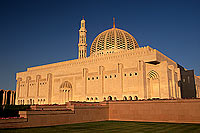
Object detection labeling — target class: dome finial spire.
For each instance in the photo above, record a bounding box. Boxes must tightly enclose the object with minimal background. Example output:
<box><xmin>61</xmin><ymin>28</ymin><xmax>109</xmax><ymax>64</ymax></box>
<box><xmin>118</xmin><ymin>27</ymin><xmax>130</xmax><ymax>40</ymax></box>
<box><xmin>113</xmin><ymin>17</ymin><xmax>115</xmax><ymax>28</ymax></box>
<box><xmin>82</xmin><ymin>16</ymin><xmax>84</xmax><ymax>20</ymax></box>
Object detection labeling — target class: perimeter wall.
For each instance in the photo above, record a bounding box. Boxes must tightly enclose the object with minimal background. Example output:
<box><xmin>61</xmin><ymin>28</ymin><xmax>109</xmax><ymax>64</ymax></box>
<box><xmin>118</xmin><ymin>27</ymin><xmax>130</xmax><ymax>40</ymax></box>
<box><xmin>1</xmin><ymin>99</ymin><xmax>200</xmax><ymax>129</ymax></box>
<box><xmin>109</xmin><ymin>99</ymin><xmax>200</xmax><ymax>123</ymax></box>
<box><xmin>0</xmin><ymin>105</ymin><xmax>109</xmax><ymax>129</ymax></box>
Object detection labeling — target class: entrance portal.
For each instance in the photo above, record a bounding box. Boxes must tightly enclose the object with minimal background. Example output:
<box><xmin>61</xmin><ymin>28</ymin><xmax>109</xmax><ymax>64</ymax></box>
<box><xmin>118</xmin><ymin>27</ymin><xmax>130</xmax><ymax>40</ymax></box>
<box><xmin>60</xmin><ymin>81</ymin><xmax>72</xmax><ymax>104</ymax></box>
<box><xmin>147</xmin><ymin>70</ymin><xmax>160</xmax><ymax>99</ymax></box>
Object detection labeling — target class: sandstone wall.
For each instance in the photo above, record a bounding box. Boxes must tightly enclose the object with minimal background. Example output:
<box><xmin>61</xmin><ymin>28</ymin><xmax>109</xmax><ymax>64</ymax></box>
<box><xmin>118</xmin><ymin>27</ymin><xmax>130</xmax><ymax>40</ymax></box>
<box><xmin>1</xmin><ymin>99</ymin><xmax>200</xmax><ymax>129</ymax></box>
<box><xmin>109</xmin><ymin>99</ymin><xmax>200</xmax><ymax>123</ymax></box>
<box><xmin>0</xmin><ymin>105</ymin><xmax>109</xmax><ymax>129</ymax></box>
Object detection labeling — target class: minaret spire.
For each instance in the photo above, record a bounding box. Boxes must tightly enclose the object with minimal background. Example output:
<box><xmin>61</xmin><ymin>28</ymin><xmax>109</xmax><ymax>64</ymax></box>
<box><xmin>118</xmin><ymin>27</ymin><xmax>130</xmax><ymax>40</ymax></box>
<box><xmin>78</xmin><ymin>17</ymin><xmax>87</xmax><ymax>59</ymax></box>
<box><xmin>113</xmin><ymin>17</ymin><xmax>115</xmax><ymax>28</ymax></box>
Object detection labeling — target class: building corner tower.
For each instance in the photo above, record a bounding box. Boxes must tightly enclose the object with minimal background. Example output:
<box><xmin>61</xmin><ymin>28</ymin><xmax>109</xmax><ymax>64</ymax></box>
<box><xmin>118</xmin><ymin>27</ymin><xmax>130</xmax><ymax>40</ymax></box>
<box><xmin>78</xmin><ymin>17</ymin><xmax>87</xmax><ymax>59</ymax></box>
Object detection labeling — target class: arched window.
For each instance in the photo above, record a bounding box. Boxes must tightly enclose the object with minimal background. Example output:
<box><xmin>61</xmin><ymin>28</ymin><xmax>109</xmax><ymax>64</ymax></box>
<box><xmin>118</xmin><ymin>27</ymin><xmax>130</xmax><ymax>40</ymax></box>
<box><xmin>30</xmin><ymin>99</ymin><xmax>32</xmax><ymax>105</ymax></box>
<box><xmin>123</xmin><ymin>96</ymin><xmax>127</xmax><ymax>101</ymax></box>
<box><xmin>134</xmin><ymin>96</ymin><xmax>138</xmax><ymax>101</ymax></box>
<box><xmin>129</xmin><ymin>96</ymin><xmax>132</xmax><ymax>101</ymax></box>
<box><xmin>114</xmin><ymin>97</ymin><xmax>117</xmax><ymax>101</ymax></box>
<box><xmin>104</xmin><ymin>97</ymin><xmax>106</xmax><ymax>101</ymax></box>
<box><xmin>108</xmin><ymin>96</ymin><xmax>112</xmax><ymax>101</ymax></box>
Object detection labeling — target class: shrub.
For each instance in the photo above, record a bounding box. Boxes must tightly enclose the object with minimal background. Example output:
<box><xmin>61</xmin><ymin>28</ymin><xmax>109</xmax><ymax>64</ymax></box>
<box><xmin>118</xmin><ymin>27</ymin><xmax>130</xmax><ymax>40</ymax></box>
<box><xmin>0</xmin><ymin>105</ymin><xmax>30</xmax><ymax>118</ymax></box>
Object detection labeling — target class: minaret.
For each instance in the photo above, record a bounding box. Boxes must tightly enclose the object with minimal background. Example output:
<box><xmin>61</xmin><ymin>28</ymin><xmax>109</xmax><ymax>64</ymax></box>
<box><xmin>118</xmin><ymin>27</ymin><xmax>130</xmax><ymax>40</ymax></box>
<box><xmin>78</xmin><ymin>17</ymin><xmax>87</xmax><ymax>59</ymax></box>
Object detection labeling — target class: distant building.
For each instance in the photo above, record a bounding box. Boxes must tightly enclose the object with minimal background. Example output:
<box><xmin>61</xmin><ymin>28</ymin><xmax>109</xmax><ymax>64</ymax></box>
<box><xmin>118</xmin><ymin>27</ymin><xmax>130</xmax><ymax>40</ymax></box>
<box><xmin>178</xmin><ymin>64</ymin><xmax>195</xmax><ymax>98</ymax></box>
<box><xmin>195</xmin><ymin>76</ymin><xmax>200</xmax><ymax>98</ymax></box>
<box><xmin>0</xmin><ymin>89</ymin><xmax>16</xmax><ymax>105</ymax></box>
<box><xmin>15</xmin><ymin>18</ymin><xmax>200</xmax><ymax>105</ymax></box>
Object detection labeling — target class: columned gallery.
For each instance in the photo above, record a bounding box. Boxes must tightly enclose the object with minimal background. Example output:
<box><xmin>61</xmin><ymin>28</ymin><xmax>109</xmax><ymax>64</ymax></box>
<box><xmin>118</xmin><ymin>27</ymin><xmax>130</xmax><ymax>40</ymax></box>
<box><xmin>0</xmin><ymin>89</ymin><xmax>16</xmax><ymax>105</ymax></box>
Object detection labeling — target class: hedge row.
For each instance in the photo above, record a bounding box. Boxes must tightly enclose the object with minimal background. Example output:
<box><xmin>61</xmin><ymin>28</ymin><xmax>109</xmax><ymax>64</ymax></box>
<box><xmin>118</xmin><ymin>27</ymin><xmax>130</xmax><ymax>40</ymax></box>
<box><xmin>0</xmin><ymin>105</ymin><xmax>30</xmax><ymax>118</ymax></box>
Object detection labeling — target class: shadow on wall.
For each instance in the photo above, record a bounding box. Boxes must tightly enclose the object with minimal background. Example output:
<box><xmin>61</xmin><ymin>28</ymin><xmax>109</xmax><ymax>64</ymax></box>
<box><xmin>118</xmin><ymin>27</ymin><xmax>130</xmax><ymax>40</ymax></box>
<box><xmin>0</xmin><ymin>105</ymin><xmax>30</xmax><ymax>118</ymax></box>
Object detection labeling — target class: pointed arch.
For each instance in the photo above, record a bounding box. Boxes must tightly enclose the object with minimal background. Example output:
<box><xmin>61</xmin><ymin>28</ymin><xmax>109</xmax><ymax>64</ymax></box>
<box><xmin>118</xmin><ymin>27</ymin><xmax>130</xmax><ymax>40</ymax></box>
<box><xmin>147</xmin><ymin>70</ymin><xmax>159</xmax><ymax>80</ymax></box>
<box><xmin>60</xmin><ymin>81</ymin><xmax>72</xmax><ymax>89</ymax></box>
<box><xmin>134</xmin><ymin>96</ymin><xmax>138</xmax><ymax>100</ymax></box>
<box><xmin>108</xmin><ymin>96</ymin><xmax>112</xmax><ymax>101</ymax></box>
<box><xmin>60</xmin><ymin>81</ymin><xmax>72</xmax><ymax>104</ymax></box>
<box><xmin>104</xmin><ymin>97</ymin><xmax>106</xmax><ymax>101</ymax></box>
<box><xmin>123</xmin><ymin>96</ymin><xmax>127</xmax><ymax>101</ymax></box>
<box><xmin>147</xmin><ymin>70</ymin><xmax>160</xmax><ymax>99</ymax></box>
<box><xmin>114</xmin><ymin>97</ymin><xmax>117</xmax><ymax>101</ymax></box>
<box><xmin>129</xmin><ymin>96</ymin><xmax>132</xmax><ymax>101</ymax></box>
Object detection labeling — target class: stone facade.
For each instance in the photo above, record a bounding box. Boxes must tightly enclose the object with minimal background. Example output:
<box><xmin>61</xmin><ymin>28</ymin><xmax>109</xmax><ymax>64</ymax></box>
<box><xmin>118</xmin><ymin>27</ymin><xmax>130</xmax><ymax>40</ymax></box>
<box><xmin>15</xmin><ymin>18</ymin><xmax>199</xmax><ymax>105</ymax></box>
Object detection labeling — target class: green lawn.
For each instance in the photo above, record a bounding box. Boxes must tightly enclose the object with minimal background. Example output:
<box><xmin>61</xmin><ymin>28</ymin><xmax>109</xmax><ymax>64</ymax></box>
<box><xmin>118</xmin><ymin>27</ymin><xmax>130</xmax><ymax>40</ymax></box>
<box><xmin>1</xmin><ymin>121</ymin><xmax>200</xmax><ymax>133</ymax></box>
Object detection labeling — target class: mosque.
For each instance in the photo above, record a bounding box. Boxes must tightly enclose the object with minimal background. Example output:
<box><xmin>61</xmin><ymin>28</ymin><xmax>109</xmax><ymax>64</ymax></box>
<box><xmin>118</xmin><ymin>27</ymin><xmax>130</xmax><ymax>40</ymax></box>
<box><xmin>15</xmin><ymin>18</ymin><xmax>200</xmax><ymax>105</ymax></box>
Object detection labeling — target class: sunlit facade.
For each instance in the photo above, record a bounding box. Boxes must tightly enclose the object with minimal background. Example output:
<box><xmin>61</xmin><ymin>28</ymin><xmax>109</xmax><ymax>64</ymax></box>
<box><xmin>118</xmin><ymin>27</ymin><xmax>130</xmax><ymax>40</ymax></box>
<box><xmin>15</xmin><ymin>18</ymin><xmax>200</xmax><ymax>105</ymax></box>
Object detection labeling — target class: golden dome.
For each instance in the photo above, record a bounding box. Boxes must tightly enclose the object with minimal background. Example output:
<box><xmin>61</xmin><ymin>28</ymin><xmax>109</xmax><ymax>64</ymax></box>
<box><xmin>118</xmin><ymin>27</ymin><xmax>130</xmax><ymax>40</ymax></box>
<box><xmin>90</xmin><ymin>27</ymin><xmax>139</xmax><ymax>55</ymax></box>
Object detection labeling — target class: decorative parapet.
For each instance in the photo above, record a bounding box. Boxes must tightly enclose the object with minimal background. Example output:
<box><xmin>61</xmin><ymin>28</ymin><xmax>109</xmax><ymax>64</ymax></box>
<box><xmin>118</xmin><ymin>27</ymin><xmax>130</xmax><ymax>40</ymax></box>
<box><xmin>26</xmin><ymin>46</ymin><xmax>156</xmax><ymax>72</ymax></box>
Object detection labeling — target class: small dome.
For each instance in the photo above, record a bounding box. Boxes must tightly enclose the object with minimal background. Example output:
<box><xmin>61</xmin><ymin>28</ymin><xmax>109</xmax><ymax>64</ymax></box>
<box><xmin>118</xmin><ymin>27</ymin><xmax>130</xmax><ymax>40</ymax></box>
<box><xmin>90</xmin><ymin>27</ymin><xmax>139</xmax><ymax>55</ymax></box>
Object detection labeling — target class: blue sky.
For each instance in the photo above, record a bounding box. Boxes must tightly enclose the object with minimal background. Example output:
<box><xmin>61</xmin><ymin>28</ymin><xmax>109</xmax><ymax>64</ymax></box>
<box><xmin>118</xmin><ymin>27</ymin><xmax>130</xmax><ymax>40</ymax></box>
<box><xmin>0</xmin><ymin>0</ymin><xmax>200</xmax><ymax>90</ymax></box>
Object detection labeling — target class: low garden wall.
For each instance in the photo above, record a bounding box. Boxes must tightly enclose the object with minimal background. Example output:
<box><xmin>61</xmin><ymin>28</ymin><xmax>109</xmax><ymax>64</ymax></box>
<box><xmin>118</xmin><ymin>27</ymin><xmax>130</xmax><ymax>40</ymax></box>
<box><xmin>109</xmin><ymin>99</ymin><xmax>200</xmax><ymax>123</ymax></box>
<box><xmin>1</xmin><ymin>99</ymin><xmax>200</xmax><ymax>129</ymax></box>
<box><xmin>0</xmin><ymin>104</ymin><xmax>109</xmax><ymax>129</ymax></box>
<box><xmin>0</xmin><ymin>118</ymin><xmax>27</xmax><ymax>124</ymax></box>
